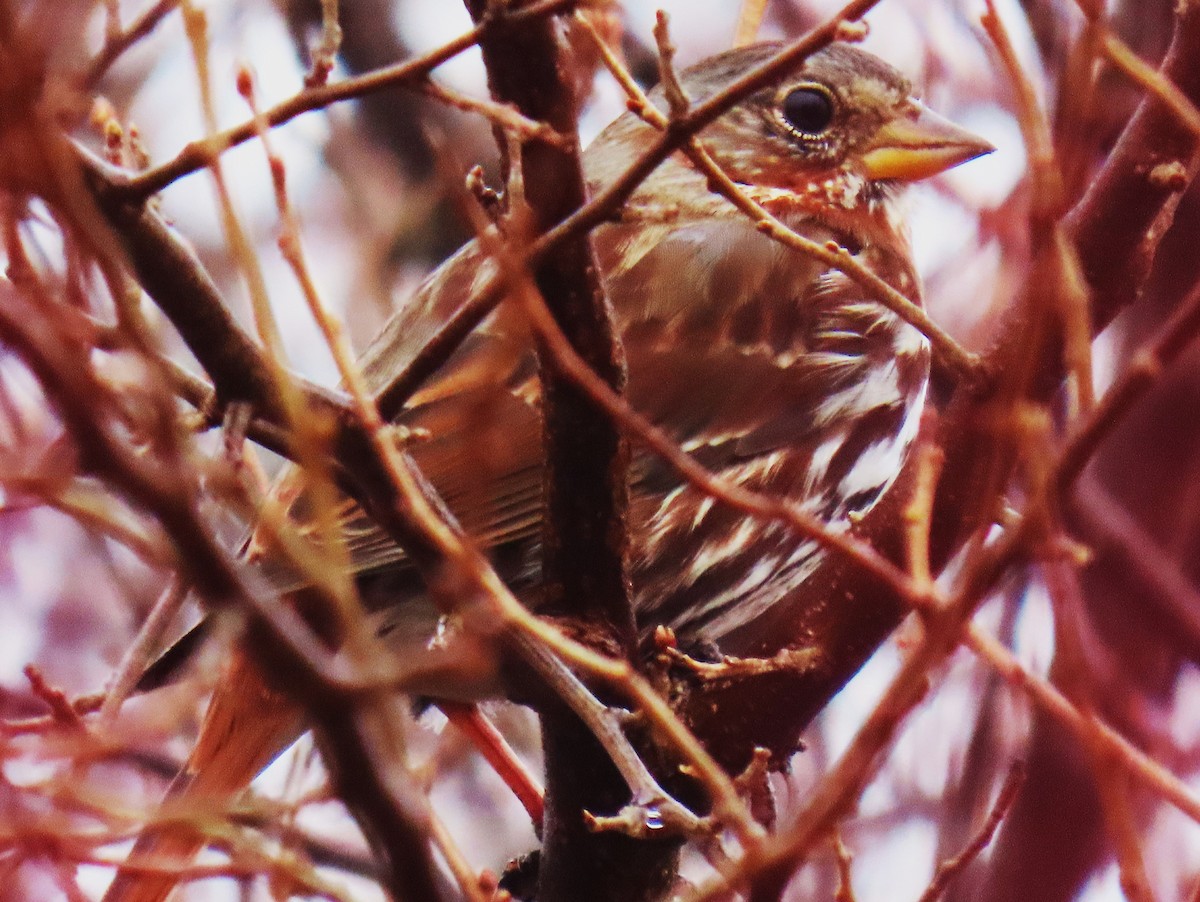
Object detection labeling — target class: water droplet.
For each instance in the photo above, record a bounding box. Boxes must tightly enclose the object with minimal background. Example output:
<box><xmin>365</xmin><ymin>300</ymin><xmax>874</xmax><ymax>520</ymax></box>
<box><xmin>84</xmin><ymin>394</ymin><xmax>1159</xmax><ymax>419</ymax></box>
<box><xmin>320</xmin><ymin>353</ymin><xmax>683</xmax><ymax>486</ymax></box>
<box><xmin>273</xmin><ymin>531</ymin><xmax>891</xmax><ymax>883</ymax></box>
<box><xmin>644</xmin><ymin>807</ymin><xmax>664</xmax><ymax>831</ymax></box>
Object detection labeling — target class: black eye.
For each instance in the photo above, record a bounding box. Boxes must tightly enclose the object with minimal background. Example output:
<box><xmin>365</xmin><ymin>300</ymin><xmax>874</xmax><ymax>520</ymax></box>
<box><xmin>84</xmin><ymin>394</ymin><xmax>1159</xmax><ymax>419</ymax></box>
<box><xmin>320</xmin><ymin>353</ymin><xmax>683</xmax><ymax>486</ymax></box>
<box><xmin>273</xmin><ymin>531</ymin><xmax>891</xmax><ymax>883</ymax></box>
<box><xmin>781</xmin><ymin>86</ymin><xmax>835</xmax><ymax>136</ymax></box>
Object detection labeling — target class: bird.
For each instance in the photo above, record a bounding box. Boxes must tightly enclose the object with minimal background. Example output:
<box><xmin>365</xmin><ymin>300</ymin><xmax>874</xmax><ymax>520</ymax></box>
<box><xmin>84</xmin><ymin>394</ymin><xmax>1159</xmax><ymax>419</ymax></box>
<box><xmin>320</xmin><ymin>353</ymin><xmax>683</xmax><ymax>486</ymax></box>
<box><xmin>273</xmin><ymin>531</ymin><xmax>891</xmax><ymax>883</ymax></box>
<box><xmin>343</xmin><ymin>40</ymin><xmax>991</xmax><ymax>650</ymax></box>
<box><xmin>105</xmin><ymin>40</ymin><xmax>992</xmax><ymax>902</ymax></box>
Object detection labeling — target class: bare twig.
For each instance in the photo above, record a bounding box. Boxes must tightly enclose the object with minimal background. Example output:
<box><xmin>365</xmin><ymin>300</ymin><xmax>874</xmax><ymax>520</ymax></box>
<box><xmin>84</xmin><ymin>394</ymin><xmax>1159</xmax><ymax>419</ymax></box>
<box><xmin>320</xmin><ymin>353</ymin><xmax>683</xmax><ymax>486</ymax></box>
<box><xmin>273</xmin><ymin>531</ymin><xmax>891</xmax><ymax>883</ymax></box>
<box><xmin>1066</xmin><ymin>0</ymin><xmax>1200</xmax><ymax>334</ymax></box>
<box><xmin>303</xmin><ymin>0</ymin><xmax>342</xmax><ymax>88</ymax></box>
<box><xmin>23</xmin><ymin>666</ymin><xmax>88</xmax><ymax>733</ymax></box>
<box><xmin>112</xmin><ymin>0</ymin><xmax>585</xmax><ymax>201</ymax></box>
<box><xmin>1098</xmin><ymin>27</ymin><xmax>1200</xmax><ymax>139</ymax></box>
<box><xmin>961</xmin><ymin>622</ymin><xmax>1200</xmax><ymax>827</ymax></box>
<box><xmin>420</xmin><ymin>79</ymin><xmax>569</xmax><ymax>148</ymax></box>
<box><xmin>1042</xmin><ymin>556</ymin><xmax>1155</xmax><ymax>902</ymax></box>
<box><xmin>734</xmin><ymin>0</ymin><xmax>769</xmax><ymax>47</ymax></box>
<box><xmin>1055</xmin><ymin>274</ymin><xmax>1200</xmax><ymax>495</ymax></box>
<box><xmin>1071</xmin><ymin>475</ymin><xmax>1200</xmax><ymax>664</ymax></box>
<box><xmin>832</xmin><ymin>831</ymin><xmax>856</xmax><ymax>902</ymax></box>
<box><xmin>916</xmin><ymin>761</ymin><xmax>1026</xmax><ymax>902</ymax></box>
<box><xmin>440</xmin><ymin>702</ymin><xmax>544</xmax><ymax>826</ymax></box>
<box><xmin>83</xmin><ymin>0</ymin><xmax>182</xmax><ymax>88</ymax></box>
<box><xmin>98</xmin><ymin>580</ymin><xmax>188</xmax><ymax>725</ymax></box>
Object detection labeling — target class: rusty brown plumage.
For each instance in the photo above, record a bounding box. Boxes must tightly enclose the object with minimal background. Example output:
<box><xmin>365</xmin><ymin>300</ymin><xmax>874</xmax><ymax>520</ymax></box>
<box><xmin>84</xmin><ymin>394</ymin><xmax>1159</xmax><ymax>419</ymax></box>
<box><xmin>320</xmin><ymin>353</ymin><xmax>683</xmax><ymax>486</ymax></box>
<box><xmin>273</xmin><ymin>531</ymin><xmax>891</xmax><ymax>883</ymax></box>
<box><xmin>340</xmin><ymin>43</ymin><xmax>987</xmax><ymax>649</ymax></box>
<box><xmin>106</xmin><ymin>42</ymin><xmax>990</xmax><ymax>902</ymax></box>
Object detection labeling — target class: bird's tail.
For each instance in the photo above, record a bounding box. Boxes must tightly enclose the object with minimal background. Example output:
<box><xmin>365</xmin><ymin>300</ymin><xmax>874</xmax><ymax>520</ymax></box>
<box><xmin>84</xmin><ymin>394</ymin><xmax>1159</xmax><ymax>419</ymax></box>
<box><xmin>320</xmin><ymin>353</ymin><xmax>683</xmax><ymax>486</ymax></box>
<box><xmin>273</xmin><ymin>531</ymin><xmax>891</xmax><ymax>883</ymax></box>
<box><xmin>101</xmin><ymin>650</ymin><xmax>304</xmax><ymax>902</ymax></box>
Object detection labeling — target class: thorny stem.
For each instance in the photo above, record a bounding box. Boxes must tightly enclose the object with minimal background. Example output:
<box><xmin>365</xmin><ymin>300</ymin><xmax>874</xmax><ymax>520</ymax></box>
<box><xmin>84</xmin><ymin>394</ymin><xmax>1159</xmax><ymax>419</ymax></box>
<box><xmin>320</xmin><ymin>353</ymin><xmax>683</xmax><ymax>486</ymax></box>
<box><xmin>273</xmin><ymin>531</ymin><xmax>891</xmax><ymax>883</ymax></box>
<box><xmin>427</xmin><ymin>814</ymin><xmax>491</xmax><ymax>902</ymax></box>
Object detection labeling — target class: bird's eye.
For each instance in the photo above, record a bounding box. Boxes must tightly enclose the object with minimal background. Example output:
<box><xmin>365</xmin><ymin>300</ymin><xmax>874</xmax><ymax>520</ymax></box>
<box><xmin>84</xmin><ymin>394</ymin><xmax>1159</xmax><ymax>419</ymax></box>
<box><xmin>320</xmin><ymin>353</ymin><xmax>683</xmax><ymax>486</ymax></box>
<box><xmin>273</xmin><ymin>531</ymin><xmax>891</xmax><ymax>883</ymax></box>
<box><xmin>780</xmin><ymin>86</ymin><xmax>835</xmax><ymax>136</ymax></box>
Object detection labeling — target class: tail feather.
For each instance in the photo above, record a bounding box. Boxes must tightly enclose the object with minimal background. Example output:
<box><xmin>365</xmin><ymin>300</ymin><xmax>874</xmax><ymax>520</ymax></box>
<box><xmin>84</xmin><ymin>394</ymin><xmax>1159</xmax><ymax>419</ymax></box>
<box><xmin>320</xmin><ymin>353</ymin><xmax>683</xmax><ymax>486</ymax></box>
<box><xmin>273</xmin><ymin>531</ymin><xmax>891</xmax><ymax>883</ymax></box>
<box><xmin>102</xmin><ymin>651</ymin><xmax>304</xmax><ymax>902</ymax></box>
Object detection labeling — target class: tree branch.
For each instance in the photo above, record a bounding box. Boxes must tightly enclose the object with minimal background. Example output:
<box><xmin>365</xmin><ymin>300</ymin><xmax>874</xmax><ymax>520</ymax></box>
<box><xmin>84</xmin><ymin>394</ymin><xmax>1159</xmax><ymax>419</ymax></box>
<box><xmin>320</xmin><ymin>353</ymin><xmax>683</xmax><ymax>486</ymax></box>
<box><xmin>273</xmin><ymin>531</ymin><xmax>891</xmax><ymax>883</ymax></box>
<box><xmin>461</xmin><ymin>1</ymin><xmax>645</xmax><ymax>897</ymax></box>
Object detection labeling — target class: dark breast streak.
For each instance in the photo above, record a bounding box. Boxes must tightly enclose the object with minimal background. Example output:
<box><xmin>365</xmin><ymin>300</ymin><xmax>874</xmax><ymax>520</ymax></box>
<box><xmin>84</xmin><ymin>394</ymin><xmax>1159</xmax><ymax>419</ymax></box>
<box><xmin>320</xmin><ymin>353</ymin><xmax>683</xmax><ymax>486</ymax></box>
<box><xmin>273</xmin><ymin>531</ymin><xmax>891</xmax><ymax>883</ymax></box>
<box><xmin>596</xmin><ymin>214</ymin><xmax>931</xmax><ymax>647</ymax></box>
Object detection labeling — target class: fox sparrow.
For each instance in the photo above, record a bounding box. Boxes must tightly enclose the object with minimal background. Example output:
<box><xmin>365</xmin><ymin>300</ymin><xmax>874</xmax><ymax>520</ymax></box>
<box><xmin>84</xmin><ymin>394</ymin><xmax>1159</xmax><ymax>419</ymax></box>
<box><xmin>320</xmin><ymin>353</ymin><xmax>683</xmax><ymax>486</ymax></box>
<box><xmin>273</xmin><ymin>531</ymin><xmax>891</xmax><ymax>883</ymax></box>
<box><xmin>344</xmin><ymin>41</ymin><xmax>991</xmax><ymax>650</ymax></box>
<box><xmin>106</xmin><ymin>41</ymin><xmax>991</xmax><ymax>902</ymax></box>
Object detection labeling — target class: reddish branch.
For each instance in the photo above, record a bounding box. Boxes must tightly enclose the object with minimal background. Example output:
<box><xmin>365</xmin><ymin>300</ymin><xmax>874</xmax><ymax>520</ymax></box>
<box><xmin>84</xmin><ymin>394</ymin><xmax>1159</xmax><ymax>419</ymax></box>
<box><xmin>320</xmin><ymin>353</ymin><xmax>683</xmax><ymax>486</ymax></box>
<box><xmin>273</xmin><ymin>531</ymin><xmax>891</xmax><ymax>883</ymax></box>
<box><xmin>33</xmin><ymin>0</ymin><xmax>1200</xmax><ymax>895</ymax></box>
<box><xmin>458</xmin><ymin>0</ymin><xmax>648</xmax><ymax>897</ymax></box>
<box><xmin>920</xmin><ymin>2</ymin><xmax>1200</xmax><ymax>574</ymax></box>
<box><xmin>83</xmin><ymin>0</ymin><xmax>181</xmax><ymax>88</ymax></box>
<box><xmin>0</xmin><ymin>286</ymin><xmax>446</xmax><ymax>902</ymax></box>
<box><xmin>106</xmin><ymin>0</ymin><xmax>584</xmax><ymax>202</ymax></box>
<box><xmin>1069</xmin><ymin>2</ymin><xmax>1200</xmax><ymax>334</ymax></box>
<box><xmin>916</xmin><ymin>761</ymin><xmax>1026</xmax><ymax>902</ymax></box>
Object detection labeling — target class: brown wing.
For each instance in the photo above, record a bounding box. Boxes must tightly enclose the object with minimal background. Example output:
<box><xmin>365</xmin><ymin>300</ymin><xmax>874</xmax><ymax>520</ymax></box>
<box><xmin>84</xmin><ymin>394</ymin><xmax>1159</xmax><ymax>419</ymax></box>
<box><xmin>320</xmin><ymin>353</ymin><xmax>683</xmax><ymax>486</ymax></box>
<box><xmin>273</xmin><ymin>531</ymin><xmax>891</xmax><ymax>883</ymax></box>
<box><xmin>277</xmin><ymin>242</ymin><xmax>546</xmax><ymax>582</ymax></box>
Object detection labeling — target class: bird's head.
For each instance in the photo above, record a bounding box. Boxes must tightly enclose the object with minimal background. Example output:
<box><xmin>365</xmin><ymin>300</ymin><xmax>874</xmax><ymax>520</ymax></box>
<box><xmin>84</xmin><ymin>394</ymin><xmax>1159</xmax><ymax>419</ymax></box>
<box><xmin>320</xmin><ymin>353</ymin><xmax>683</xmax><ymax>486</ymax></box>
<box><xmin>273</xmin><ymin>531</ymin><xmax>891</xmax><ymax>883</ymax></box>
<box><xmin>589</xmin><ymin>43</ymin><xmax>994</xmax><ymax>219</ymax></box>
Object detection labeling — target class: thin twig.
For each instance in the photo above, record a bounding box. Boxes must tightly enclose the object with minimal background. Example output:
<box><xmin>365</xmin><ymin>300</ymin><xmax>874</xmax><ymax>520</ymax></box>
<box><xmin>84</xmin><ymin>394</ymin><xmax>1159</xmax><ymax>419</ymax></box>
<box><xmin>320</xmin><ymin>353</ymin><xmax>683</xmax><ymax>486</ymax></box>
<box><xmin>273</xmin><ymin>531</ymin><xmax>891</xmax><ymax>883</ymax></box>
<box><xmin>1098</xmin><ymin>29</ymin><xmax>1200</xmax><ymax>139</ymax></box>
<box><xmin>83</xmin><ymin>0</ymin><xmax>182</xmax><ymax>88</ymax></box>
<box><xmin>239</xmin><ymin>64</ymin><xmax>371</xmax><ymax>635</ymax></box>
<box><xmin>916</xmin><ymin>760</ymin><xmax>1025</xmax><ymax>902</ymax></box>
<box><xmin>10</xmin><ymin>272</ymin><xmax>443</xmax><ymax>902</ymax></box>
<box><xmin>303</xmin><ymin>0</ymin><xmax>342</xmax><ymax>88</ymax></box>
<box><xmin>1042</xmin><ymin>556</ymin><xmax>1155</xmax><ymax>902</ymax></box>
<box><xmin>113</xmin><ymin>0</ymin><xmax>585</xmax><ymax>201</ymax></box>
<box><xmin>1071</xmin><ymin>475</ymin><xmax>1200</xmax><ymax>663</ymax></box>
<box><xmin>439</xmin><ymin>702</ymin><xmax>544</xmax><ymax>826</ymax></box>
<box><xmin>734</xmin><ymin>0</ymin><xmax>769</xmax><ymax>47</ymax></box>
<box><xmin>983</xmin><ymin>0</ymin><xmax>1094</xmax><ymax>414</ymax></box>
<box><xmin>902</xmin><ymin>431</ymin><xmax>943</xmax><ymax>589</ymax></box>
<box><xmin>832</xmin><ymin>831</ymin><xmax>856</xmax><ymax>902</ymax></box>
<box><xmin>427</xmin><ymin>814</ymin><xmax>491</xmax><ymax>902</ymax></box>
<box><xmin>962</xmin><ymin>622</ymin><xmax>1200</xmax><ymax>828</ymax></box>
<box><xmin>98</xmin><ymin>580</ymin><xmax>188</xmax><ymax>725</ymax></box>
<box><xmin>420</xmin><ymin>79</ymin><xmax>568</xmax><ymax>148</ymax></box>
<box><xmin>1055</xmin><ymin>274</ymin><xmax>1200</xmax><ymax>495</ymax></box>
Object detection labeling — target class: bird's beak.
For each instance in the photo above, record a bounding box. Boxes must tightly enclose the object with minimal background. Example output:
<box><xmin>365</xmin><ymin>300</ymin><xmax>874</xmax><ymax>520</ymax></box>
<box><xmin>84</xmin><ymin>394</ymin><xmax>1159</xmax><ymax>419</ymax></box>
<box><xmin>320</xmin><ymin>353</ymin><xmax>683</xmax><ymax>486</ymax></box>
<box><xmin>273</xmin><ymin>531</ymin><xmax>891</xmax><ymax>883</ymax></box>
<box><xmin>860</xmin><ymin>102</ymin><xmax>995</xmax><ymax>182</ymax></box>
